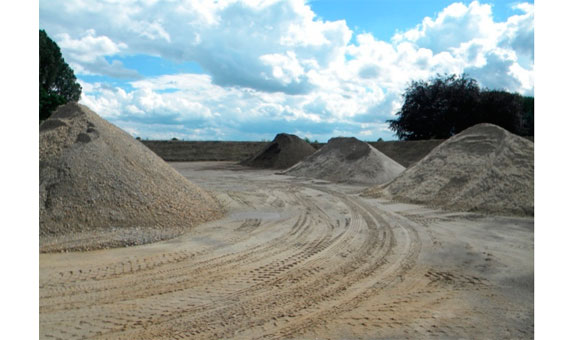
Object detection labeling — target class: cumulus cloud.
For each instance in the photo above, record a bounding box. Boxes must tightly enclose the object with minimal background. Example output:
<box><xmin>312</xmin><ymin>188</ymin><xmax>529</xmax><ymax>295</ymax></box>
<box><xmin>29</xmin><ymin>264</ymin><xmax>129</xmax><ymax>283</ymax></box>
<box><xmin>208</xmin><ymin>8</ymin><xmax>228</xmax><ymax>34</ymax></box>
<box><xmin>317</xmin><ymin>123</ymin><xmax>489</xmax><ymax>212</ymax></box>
<box><xmin>393</xmin><ymin>2</ymin><xmax>501</xmax><ymax>53</ymax></box>
<box><xmin>41</xmin><ymin>0</ymin><xmax>351</xmax><ymax>94</ymax></box>
<box><xmin>79</xmin><ymin>72</ymin><xmax>396</xmax><ymax>141</ymax></box>
<box><xmin>499</xmin><ymin>3</ymin><xmax>534</xmax><ymax>62</ymax></box>
<box><xmin>389</xmin><ymin>0</ymin><xmax>533</xmax><ymax>93</ymax></box>
<box><xmin>56</xmin><ymin>30</ymin><xmax>140</xmax><ymax>78</ymax></box>
<box><xmin>42</xmin><ymin>0</ymin><xmax>534</xmax><ymax>140</ymax></box>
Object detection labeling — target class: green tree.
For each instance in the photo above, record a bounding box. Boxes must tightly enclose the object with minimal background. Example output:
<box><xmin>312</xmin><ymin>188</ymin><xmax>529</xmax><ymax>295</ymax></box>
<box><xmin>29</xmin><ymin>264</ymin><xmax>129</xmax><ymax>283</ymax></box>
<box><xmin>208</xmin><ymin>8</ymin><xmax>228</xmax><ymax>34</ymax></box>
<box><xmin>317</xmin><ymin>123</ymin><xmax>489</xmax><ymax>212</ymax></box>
<box><xmin>387</xmin><ymin>74</ymin><xmax>481</xmax><ymax>140</ymax></box>
<box><xmin>476</xmin><ymin>90</ymin><xmax>522</xmax><ymax>134</ymax></box>
<box><xmin>387</xmin><ymin>74</ymin><xmax>533</xmax><ymax>140</ymax></box>
<box><xmin>40</xmin><ymin>29</ymin><xmax>82</xmax><ymax>121</ymax></box>
<box><xmin>520</xmin><ymin>96</ymin><xmax>534</xmax><ymax>136</ymax></box>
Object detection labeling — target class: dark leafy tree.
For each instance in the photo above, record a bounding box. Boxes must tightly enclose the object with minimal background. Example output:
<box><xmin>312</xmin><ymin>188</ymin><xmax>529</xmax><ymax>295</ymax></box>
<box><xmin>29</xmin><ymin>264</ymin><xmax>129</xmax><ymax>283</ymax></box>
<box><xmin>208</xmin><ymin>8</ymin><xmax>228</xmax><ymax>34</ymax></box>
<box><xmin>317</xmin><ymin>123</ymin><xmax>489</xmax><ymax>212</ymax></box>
<box><xmin>387</xmin><ymin>74</ymin><xmax>534</xmax><ymax>140</ymax></box>
<box><xmin>387</xmin><ymin>74</ymin><xmax>481</xmax><ymax>140</ymax></box>
<box><xmin>476</xmin><ymin>90</ymin><xmax>522</xmax><ymax>134</ymax></box>
<box><xmin>520</xmin><ymin>96</ymin><xmax>534</xmax><ymax>136</ymax></box>
<box><xmin>40</xmin><ymin>29</ymin><xmax>82</xmax><ymax>121</ymax></box>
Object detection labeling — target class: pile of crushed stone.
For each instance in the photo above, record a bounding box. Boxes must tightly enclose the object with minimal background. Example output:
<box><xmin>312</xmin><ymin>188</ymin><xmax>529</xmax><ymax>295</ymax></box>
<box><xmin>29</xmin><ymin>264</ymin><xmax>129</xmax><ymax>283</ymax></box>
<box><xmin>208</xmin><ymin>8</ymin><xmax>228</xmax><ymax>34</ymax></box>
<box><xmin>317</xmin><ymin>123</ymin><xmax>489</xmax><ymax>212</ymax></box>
<box><xmin>282</xmin><ymin>137</ymin><xmax>405</xmax><ymax>185</ymax></box>
<box><xmin>241</xmin><ymin>133</ymin><xmax>317</xmax><ymax>169</ymax></box>
<box><xmin>40</xmin><ymin>103</ymin><xmax>224</xmax><ymax>252</ymax></box>
<box><xmin>364</xmin><ymin>123</ymin><xmax>534</xmax><ymax>216</ymax></box>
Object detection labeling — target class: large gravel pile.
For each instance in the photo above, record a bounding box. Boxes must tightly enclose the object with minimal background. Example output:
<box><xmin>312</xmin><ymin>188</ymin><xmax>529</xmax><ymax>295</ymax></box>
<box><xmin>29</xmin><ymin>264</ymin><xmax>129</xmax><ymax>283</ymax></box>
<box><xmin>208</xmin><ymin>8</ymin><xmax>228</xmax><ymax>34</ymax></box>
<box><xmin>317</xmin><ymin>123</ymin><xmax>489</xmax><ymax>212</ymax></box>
<box><xmin>40</xmin><ymin>103</ymin><xmax>224</xmax><ymax>252</ymax></box>
<box><xmin>364</xmin><ymin>123</ymin><xmax>534</xmax><ymax>216</ymax></box>
<box><xmin>241</xmin><ymin>133</ymin><xmax>316</xmax><ymax>169</ymax></box>
<box><xmin>282</xmin><ymin>137</ymin><xmax>405</xmax><ymax>185</ymax></box>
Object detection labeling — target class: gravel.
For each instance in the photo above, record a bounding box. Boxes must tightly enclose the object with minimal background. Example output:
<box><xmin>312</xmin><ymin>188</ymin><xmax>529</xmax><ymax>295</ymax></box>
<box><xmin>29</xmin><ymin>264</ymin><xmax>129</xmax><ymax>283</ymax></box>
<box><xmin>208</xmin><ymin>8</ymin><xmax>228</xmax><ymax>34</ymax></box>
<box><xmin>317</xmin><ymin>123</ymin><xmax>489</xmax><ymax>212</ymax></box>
<box><xmin>40</xmin><ymin>103</ymin><xmax>224</xmax><ymax>252</ymax></box>
<box><xmin>241</xmin><ymin>133</ymin><xmax>317</xmax><ymax>169</ymax></box>
<box><xmin>364</xmin><ymin>123</ymin><xmax>534</xmax><ymax>216</ymax></box>
<box><xmin>282</xmin><ymin>137</ymin><xmax>405</xmax><ymax>185</ymax></box>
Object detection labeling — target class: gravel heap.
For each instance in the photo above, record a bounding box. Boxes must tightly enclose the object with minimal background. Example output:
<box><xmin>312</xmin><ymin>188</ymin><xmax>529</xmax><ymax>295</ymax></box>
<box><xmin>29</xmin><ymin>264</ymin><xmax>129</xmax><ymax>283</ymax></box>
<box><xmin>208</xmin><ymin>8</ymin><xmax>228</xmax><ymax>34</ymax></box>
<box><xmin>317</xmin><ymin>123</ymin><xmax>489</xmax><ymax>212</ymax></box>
<box><xmin>241</xmin><ymin>133</ymin><xmax>317</xmax><ymax>169</ymax></box>
<box><xmin>364</xmin><ymin>123</ymin><xmax>534</xmax><ymax>216</ymax></box>
<box><xmin>282</xmin><ymin>137</ymin><xmax>405</xmax><ymax>185</ymax></box>
<box><xmin>40</xmin><ymin>103</ymin><xmax>224</xmax><ymax>252</ymax></box>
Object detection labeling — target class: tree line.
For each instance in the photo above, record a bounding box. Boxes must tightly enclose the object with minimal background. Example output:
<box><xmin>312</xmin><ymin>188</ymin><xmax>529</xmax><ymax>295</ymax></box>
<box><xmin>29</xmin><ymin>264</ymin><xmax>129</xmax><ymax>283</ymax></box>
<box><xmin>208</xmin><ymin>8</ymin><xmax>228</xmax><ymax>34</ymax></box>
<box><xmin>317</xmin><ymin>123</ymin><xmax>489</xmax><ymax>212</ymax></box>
<box><xmin>387</xmin><ymin>74</ymin><xmax>534</xmax><ymax>140</ymax></box>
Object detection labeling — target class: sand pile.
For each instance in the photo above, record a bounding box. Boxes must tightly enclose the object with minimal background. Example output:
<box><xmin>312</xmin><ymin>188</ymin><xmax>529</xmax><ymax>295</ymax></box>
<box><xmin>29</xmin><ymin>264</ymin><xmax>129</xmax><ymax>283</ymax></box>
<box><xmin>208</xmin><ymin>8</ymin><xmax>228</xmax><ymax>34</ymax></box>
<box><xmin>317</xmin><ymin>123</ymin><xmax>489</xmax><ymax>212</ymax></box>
<box><xmin>40</xmin><ymin>103</ymin><xmax>223</xmax><ymax>252</ymax></box>
<box><xmin>241</xmin><ymin>133</ymin><xmax>316</xmax><ymax>169</ymax></box>
<box><xmin>364</xmin><ymin>123</ymin><xmax>534</xmax><ymax>216</ymax></box>
<box><xmin>282</xmin><ymin>137</ymin><xmax>405</xmax><ymax>184</ymax></box>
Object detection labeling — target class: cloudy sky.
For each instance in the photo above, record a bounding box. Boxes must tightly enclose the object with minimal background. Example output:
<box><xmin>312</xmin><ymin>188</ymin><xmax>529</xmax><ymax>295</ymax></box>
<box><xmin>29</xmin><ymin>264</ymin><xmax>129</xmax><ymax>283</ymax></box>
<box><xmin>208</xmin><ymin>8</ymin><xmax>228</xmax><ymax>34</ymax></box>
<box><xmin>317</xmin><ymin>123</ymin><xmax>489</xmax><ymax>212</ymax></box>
<box><xmin>39</xmin><ymin>0</ymin><xmax>534</xmax><ymax>141</ymax></box>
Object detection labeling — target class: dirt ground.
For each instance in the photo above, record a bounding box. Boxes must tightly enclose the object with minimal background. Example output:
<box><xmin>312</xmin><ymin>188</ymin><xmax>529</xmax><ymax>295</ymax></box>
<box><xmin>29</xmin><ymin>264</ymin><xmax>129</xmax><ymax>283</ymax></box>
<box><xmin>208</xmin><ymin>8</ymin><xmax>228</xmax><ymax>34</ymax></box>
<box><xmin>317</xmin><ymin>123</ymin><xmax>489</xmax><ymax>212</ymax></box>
<box><xmin>39</xmin><ymin>161</ymin><xmax>533</xmax><ymax>339</ymax></box>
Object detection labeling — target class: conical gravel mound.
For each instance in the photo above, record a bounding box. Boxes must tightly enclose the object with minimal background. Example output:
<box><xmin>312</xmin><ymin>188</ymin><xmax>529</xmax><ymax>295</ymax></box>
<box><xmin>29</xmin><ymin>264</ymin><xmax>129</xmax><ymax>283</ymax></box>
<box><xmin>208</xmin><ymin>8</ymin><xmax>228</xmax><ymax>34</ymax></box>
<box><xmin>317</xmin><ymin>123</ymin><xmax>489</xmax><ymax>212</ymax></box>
<box><xmin>283</xmin><ymin>137</ymin><xmax>405</xmax><ymax>185</ymax></box>
<box><xmin>241</xmin><ymin>133</ymin><xmax>316</xmax><ymax>169</ymax></box>
<box><xmin>40</xmin><ymin>103</ymin><xmax>224</xmax><ymax>252</ymax></box>
<box><xmin>364</xmin><ymin>123</ymin><xmax>534</xmax><ymax>216</ymax></box>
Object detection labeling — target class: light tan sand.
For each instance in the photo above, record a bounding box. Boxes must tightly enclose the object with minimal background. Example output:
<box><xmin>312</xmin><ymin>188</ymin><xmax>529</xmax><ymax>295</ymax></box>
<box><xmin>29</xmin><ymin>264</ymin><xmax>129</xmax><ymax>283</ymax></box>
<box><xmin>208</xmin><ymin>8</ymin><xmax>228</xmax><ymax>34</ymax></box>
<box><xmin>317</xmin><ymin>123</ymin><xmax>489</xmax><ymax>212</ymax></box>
<box><xmin>283</xmin><ymin>137</ymin><xmax>405</xmax><ymax>185</ymax></box>
<box><xmin>40</xmin><ymin>161</ymin><xmax>533</xmax><ymax>339</ymax></box>
<box><xmin>364</xmin><ymin>123</ymin><xmax>534</xmax><ymax>216</ymax></box>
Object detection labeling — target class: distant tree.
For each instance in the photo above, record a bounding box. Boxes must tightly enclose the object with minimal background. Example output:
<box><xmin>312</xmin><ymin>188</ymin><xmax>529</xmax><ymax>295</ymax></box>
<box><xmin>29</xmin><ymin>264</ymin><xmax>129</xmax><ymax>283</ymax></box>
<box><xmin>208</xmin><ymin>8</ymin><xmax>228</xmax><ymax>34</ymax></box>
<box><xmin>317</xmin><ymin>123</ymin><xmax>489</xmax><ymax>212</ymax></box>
<box><xmin>387</xmin><ymin>74</ymin><xmax>533</xmax><ymax>140</ymax></box>
<box><xmin>387</xmin><ymin>74</ymin><xmax>481</xmax><ymax>140</ymax></box>
<box><xmin>40</xmin><ymin>29</ymin><xmax>82</xmax><ymax>121</ymax></box>
<box><xmin>520</xmin><ymin>96</ymin><xmax>534</xmax><ymax>136</ymax></box>
<box><xmin>476</xmin><ymin>90</ymin><xmax>522</xmax><ymax>134</ymax></box>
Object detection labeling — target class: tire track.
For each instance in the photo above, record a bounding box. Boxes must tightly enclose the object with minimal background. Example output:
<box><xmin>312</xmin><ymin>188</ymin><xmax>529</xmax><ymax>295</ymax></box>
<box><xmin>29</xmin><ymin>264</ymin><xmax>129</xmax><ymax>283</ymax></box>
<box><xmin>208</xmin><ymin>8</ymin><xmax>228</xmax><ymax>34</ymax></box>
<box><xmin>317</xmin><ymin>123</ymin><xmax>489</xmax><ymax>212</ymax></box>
<box><xmin>40</xmin><ymin>177</ymin><xmax>421</xmax><ymax>340</ymax></box>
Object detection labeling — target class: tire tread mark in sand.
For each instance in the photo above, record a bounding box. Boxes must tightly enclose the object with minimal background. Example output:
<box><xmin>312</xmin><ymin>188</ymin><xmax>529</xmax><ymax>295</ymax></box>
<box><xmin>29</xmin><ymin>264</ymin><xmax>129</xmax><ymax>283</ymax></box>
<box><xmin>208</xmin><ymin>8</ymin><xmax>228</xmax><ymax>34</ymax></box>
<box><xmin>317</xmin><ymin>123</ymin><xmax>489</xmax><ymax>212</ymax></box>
<box><xmin>260</xmin><ymin>187</ymin><xmax>422</xmax><ymax>340</ymax></box>
<box><xmin>90</xmin><ymin>213</ymin><xmax>343</xmax><ymax>339</ymax></box>
<box><xmin>42</xmin><ymin>188</ymin><xmax>312</xmax><ymax>287</ymax></box>
<box><xmin>41</xmin><ymin>183</ymin><xmax>418</xmax><ymax>340</ymax></box>
<box><xmin>68</xmin><ymin>187</ymin><xmax>356</xmax><ymax>339</ymax></box>
<box><xmin>41</xmin><ymin>213</ymin><xmax>314</xmax><ymax>312</ymax></box>
<box><xmin>121</xmin><ymin>186</ymin><xmax>391</xmax><ymax>340</ymax></box>
<box><xmin>42</xmin><ymin>187</ymin><xmax>300</xmax><ymax>286</ymax></box>
<box><xmin>42</xmin><ymin>193</ymin><xmax>330</xmax><ymax>311</ymax></box>
<box><xmin>42</xmin><ymin>191</ymin><xmax>309</xmax><ymax>291</ymax></box>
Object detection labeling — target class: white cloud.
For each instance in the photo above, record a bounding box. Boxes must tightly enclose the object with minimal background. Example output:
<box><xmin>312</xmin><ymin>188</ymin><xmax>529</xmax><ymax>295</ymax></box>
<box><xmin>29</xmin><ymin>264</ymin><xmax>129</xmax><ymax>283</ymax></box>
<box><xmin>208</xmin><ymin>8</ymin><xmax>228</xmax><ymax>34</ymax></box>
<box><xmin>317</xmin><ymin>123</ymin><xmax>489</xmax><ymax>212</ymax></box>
<box><xmin>499</xmin><ymin>3</ymin><xmax>534</xmax><ymax>63</ymax></box>
<box><xmin>387</xmin><ymin>0</ymin><xmax>533</xmax><ymax>93</ymax></box>
<box><xmin>41</xmin><ymin>0</ymin><xmax>352</xmax><ymax>94</ymax></box>
<box><xmin>55</xmin><ymin>30</ymin><xmax>139</xmax><ymax>78</ymax></box>
<box><xmin>259</xmin><ymin>51</ymin><xmax>306</xmax><ymax>85</ymax></box>
<box><xmin>392</xmin><ymin>1</ymin><xmax>502</xmax><ymax>53</ymax></box>
<box><xmin>42</xmin><ymin>0</ymin><xmax>533</xmax><ymax>140</ymax></box>
<box><xmin>57</xmin><ymin>29</ymin><xmax>126</xmax><ymax>62</ymax></box>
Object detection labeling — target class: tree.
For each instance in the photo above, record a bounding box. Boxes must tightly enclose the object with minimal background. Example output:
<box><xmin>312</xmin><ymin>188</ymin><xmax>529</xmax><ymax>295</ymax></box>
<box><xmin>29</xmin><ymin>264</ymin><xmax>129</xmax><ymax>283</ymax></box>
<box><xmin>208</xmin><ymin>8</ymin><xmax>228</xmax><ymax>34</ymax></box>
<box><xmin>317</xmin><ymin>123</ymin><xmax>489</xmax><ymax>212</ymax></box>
<box><xmin>387</xmin><ymin>74</ymin><xmax>533</xmax><ymax>140</ymax></box>
<box><xmin>476</xmin><ymin>90</ymin><xmax>522</xmax><ymax>134</ymax></box>
<box><xmin>387</xmin><ymin>74</ymin><xmax>481</xmax><ymax>140</ymax></box>
<box><xmin>520</xmin><ymin>96</ymin><xmax>534</xmax><ymax>136</ymax></box>
<box><xmin>40</xmin><ymin>29</ymin><xmax>82</xmax><ymax>121</ymax></box>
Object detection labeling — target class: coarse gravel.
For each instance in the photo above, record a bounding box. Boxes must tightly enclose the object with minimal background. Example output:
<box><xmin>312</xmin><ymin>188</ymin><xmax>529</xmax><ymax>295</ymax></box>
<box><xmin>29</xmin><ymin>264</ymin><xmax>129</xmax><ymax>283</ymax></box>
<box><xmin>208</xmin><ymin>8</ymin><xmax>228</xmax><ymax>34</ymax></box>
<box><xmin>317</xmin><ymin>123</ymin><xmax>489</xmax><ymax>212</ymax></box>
<box><xmin>364</xmin><ymin>123</ymin><xmax>534</xmax><ymax>216</ymax></box>
<box><xmin>241</xmin><ymin>133</ymin><xmax>317</xmax><ymax>169</ymax></box>
<box><xmin>40</xmin><ymin>103</ymin><xmax>224</xmax><ymax>252</ymax></box>
<box><xmin>282</xmin><ymin>137</ymin><xmax>405</xmax><ymax>185</ymax></box>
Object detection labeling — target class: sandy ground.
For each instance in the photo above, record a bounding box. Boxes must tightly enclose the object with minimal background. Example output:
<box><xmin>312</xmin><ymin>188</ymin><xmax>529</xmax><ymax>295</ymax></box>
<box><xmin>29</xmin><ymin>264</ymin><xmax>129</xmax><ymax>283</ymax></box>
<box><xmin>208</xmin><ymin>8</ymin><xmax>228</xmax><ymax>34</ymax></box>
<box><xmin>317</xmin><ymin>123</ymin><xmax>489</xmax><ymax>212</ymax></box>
<box><xmin>39</xmin><ymin>161</ymin><xmax>533</xmax><ymax>339</ymax></box>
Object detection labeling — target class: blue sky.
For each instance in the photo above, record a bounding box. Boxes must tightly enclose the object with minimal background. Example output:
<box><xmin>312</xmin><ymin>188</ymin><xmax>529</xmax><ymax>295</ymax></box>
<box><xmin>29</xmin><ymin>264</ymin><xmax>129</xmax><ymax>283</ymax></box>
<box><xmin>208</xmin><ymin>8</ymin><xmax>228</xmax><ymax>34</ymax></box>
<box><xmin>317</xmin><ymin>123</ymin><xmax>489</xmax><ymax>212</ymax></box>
<box><xmin>39</xmin><ymin>0</ymin><xmax>534</xmax><ymax>141</ymax></box>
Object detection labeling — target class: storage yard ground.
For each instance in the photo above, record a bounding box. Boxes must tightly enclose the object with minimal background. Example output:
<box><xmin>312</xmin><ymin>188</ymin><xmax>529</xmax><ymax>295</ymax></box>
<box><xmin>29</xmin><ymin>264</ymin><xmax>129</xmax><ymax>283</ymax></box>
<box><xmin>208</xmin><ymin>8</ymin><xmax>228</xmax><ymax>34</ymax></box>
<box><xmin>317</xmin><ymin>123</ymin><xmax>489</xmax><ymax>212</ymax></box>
<box><xmin>39</xmin><ymin>161</ymin><xmax>533</xmax><ymax>339</ymax></box>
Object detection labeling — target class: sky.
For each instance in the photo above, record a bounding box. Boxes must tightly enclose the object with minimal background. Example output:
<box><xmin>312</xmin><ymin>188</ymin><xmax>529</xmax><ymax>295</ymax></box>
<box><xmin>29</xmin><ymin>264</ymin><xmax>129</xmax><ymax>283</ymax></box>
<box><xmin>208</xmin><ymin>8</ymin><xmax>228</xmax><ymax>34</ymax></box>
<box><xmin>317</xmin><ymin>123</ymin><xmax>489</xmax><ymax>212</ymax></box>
<box><xmin>39</xmin><ymin>0</ymin><xmax>534</xmax><ymax>141</ymax></box>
